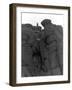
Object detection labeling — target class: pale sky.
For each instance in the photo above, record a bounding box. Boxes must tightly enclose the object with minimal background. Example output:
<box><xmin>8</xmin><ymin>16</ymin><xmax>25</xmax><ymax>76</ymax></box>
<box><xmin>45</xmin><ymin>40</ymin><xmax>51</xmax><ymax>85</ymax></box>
<box><xmin>22</xmin><ymin>12</ymin><xmax>64</xmax><ymax>29</ymax></box>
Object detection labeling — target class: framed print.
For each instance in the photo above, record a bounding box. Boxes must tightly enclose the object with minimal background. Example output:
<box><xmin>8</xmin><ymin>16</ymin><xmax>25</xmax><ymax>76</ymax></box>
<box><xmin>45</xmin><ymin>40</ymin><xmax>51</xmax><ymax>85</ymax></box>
<box><xmin>9</xmin><ymin>3</ymin><xmax>70</xmax><ymax>86</ymax></box>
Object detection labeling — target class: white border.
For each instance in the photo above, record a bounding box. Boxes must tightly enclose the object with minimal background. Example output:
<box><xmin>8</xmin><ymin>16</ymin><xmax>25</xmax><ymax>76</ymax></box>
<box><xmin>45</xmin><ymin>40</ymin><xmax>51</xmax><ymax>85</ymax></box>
<box><xmin>16</xmin><ymin>7</ymin><xmax>68</xmax><ymax>83</ymax></box>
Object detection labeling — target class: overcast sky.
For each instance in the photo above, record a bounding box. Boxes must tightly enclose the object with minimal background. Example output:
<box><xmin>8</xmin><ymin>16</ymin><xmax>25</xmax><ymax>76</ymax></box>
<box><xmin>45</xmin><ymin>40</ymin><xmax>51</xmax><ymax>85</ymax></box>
<box><xmin>22</xmin><ymin>12</ymin><xmax>64</xmax><ymax>29</ymax></box>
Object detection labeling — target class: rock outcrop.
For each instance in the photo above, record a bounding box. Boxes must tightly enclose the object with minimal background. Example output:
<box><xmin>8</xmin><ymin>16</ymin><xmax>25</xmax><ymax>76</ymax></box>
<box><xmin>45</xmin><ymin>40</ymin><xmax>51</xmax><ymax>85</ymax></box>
<box><xmin>21</xmin><ymin>19</ymin><xmax>63</xmax><ymax>77</ymax></box>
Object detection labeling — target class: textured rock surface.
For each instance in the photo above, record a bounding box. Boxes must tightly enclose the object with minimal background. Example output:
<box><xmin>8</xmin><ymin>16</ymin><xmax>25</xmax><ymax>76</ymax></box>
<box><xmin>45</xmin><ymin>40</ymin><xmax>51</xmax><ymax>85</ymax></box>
<box><xmin>21</xmin><ymin>19</ymin><xmax>63</xmax><ymax>77</ymax></box>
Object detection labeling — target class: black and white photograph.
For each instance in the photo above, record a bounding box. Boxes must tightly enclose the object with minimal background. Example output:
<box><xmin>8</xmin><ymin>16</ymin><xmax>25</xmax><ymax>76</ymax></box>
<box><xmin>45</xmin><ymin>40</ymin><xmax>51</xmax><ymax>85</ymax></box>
<box><xmin>9</xmin><ymin>3</ymin><xmax>70</xmax><ymax>86</ymax></box>
<box><xmin>21</xmin><ymin>18</ymin><xmax>63</xmax><ymax>77</ymax></box>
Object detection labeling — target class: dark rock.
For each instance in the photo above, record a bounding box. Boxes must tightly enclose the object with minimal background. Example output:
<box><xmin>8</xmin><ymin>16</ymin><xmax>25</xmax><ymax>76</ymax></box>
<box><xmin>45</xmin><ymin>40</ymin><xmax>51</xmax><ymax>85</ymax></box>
<box><xmin>21</xmin><ymin>19</ymin><xmax>63</xmax><ymax>77</ymax></box>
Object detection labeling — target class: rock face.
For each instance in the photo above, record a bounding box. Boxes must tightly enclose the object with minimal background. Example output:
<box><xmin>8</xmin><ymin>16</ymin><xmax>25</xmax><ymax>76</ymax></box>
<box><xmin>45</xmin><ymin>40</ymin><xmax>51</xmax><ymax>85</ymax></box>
<box><xmin>21</xmin><ymin>19</ymin><xmax>63</xmax><ymax>77</ymax></box>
